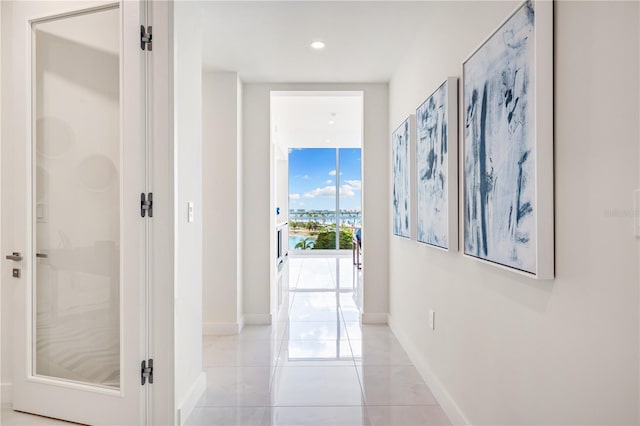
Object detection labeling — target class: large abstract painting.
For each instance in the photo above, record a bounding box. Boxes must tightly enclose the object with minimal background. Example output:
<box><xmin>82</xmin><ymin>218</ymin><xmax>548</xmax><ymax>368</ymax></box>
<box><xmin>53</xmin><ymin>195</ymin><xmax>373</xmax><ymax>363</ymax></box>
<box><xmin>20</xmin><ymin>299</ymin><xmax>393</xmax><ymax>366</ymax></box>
<box><xmin>416</xmin><ymin>78</ymin><xmax>457</xmax><ymax>250</ymax></box>
<box><xmin>463</xmin><ymin>0</ymin><xmax>553</xmax><ymax>276</ymax></box>
<box><xmin>392</xmin><ymin>118</ymin><xmax>411</xmax><ymax>238</ymax></box>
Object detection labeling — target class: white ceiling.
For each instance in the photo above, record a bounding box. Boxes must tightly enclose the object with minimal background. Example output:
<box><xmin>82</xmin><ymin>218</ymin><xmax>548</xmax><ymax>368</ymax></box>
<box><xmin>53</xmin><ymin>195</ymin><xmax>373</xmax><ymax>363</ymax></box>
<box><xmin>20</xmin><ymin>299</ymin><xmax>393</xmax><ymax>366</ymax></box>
<box><xmin>199</xmin><ymin>1</ymin><xmax>433</xmax><ymax>83</ymax></box>
<box><xmin>271</xmin><ymin>92</ymin><xmax>363</xmax><ymax>159</ymax></box>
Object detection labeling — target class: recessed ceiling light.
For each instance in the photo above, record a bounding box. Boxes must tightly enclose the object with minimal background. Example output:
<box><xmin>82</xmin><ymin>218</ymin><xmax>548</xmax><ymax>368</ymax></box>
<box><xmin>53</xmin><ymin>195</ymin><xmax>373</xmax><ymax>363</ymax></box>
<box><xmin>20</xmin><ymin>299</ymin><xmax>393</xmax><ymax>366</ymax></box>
<box><xmin>310</xmin><ymin>41</ymin><xmax>326</xmax><ymax>50</ymax></box>
<box><xmin>329</xmin><ymin>120</ymin><xmax>335</xmax><ymax>125</ymax></box>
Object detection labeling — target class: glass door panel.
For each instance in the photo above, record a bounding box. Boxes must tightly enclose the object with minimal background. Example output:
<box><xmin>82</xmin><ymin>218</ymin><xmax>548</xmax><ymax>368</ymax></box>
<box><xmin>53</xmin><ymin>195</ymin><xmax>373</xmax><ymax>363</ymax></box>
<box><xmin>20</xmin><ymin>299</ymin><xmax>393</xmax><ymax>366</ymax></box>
<box><xmin>33</xmin><ymin>5</ymin><xmax>121</xmax><ymax>389</ymax></box>
<box><xmin>288</xmin><ymin>148</ymin><xmax>337</xmax><ymax>251</ymax></box>
<box><xmin>338</xmin><ymin>148</ymin><xmax>362</xmax><ymax>249</ymax></box>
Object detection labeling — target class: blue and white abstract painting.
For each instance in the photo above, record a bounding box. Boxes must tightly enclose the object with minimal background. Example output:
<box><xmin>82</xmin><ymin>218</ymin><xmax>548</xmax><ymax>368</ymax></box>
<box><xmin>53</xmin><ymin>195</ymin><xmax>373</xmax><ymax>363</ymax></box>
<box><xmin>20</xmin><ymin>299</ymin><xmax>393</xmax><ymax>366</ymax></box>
<box><xmin>417</xmin><ymin>81</ymin><xmax>449</xmax><ymax>248</ymax></box>
<box><xmin>392</xmin><ymin>119</ymin><xmax>410</xmax><ymax>238</ymax></box>
<box><xmin>463</xmin><ymin>1</ymin><xmax>536</xmax><ymax>273</ymax></box>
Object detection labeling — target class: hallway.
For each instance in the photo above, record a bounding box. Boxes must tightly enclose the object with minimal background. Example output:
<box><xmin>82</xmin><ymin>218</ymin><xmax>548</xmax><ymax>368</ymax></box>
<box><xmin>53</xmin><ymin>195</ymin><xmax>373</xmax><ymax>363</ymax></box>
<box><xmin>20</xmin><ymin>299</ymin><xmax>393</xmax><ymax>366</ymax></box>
<box><xmin>187</xmin><ymin>255</ymin><xmax>451</xmax><ymax>426</ymax></box>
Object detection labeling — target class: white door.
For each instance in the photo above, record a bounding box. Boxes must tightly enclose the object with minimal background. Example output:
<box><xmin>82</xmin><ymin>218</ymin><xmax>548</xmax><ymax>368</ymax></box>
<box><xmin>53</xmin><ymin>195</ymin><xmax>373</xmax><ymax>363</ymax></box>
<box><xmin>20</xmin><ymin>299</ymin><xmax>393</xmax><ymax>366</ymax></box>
<box><xmin>4</xmin><ymin>1</ymin><xmax>149</xmax><ymax>424</ymax></box>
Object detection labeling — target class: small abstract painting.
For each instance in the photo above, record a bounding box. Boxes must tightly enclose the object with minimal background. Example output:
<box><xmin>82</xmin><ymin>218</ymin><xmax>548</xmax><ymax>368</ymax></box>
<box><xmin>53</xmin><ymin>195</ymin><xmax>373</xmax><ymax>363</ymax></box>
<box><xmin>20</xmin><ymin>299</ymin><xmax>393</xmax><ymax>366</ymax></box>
<box><xmin>463</xmin><ymin>1</ymin><xmax>537</xmax><ymax>273</ymax></box>
<box><xmin>392</xmin><ymin>118</ymin><xmax>410</xmax><ymax>238</ymax></box>
<box><xmin>417</xmin><ymin>80</ymin><xmax>451</xmax><ymax>249</ymax></box>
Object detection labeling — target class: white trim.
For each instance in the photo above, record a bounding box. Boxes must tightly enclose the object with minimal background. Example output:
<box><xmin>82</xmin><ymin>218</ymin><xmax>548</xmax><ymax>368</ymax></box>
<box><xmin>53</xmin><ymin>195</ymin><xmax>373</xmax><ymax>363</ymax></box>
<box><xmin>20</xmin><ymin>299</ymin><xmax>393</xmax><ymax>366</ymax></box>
<box><xmin>388</xmin><ymin>315</ymin><xmax>470</xmax><ymax>426</ymax></box>
<box><xmin>1</xmin><ymin>383</ymin><xmax>12</xmax><ymax>404</ymax></box>
<box><xmin>176</xmin><ymin>372</ymin><xmax>206</xmax><ymax>426</ymax></box>
<box><xmin>149</xmin><ymin>1</ymin><xmax>176</xmax><ymax>424</ymax></box>
<box><xmin>203</xmin><ymin>321</ymin><xmax>242</xmax><ymax>336</ymax></box>
<box><xmin>271</xmin><ymin>90</ymin><xmax>364</xmax><ymax>98</ymax></box>
<box><xmin>243</xmin><ymin>313</ymin><xmax>272</xmax><ymax>325</ymax></box>
<box><xmin>361</xmin><ymin>313</ymin><xmax>388</xmax><ymax>324</ymax></box>
<box><xmin>25</xmin><ymin>2</ymin><xmax>118</xmax><ymax>24</ymax></box>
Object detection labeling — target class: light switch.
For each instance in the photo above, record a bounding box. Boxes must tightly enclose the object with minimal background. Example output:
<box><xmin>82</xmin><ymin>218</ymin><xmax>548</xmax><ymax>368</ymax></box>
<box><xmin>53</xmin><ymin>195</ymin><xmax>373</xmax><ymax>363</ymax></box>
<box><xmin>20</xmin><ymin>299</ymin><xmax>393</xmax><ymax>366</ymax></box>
<box><xmin>188</xmin><ymin>202</ymin><xmax>194</xmax><ymax>223</ymax></box>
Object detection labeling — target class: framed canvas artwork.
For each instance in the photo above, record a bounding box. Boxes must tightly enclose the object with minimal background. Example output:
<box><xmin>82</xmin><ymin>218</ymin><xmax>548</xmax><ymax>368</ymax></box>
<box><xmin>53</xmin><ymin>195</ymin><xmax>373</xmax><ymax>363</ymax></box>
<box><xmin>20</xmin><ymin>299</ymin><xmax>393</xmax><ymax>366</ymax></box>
<box><xmin>392</xmin><ymin>117</ymin><xmax>412</xmax><ymax>238</ymax></box>
<box><xmin>416</xmin><ymin>77</ymin><xmax>458</xmax><ymax>251</ymax></box>
<box><xmin>462</xmin><ymin>0</ymin><xmax>553</xmax><ymax>278</ymax></box>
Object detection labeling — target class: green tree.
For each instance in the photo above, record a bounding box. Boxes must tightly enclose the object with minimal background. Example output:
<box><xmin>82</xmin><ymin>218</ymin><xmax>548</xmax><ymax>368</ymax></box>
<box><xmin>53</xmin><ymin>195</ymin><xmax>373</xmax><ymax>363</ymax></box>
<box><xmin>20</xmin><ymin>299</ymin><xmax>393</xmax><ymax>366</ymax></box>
<box><xmin>311</xmin><ymin>231</ymin><xmax>353</xmax><ymax>250</ymax></box>
<box><xmin>294</xmin><ymin>237</ymin><xmax>315</xmax><ymax>250</ymax></box>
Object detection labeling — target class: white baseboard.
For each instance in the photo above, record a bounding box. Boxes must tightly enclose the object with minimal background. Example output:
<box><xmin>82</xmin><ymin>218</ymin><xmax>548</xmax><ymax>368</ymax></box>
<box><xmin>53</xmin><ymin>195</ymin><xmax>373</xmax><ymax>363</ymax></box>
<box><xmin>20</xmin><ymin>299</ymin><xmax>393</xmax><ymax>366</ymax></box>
<box><xmin>243</xmin><ymin>313</ymin><xmax>272</xmax><ymax>325</ymax></box>
<box><xmin>203</xmin><ymin>321</ymin><xmax>242</xmax><ymax>336</ymax></box>
<box><xmin>361</xmin><ymin>312</ymin><xmax>389</xmax><ymax>324</ymax></box>
<box><xmin>388</xmin><ymin>314</ymin><xmax>469</xmax><ymax>425</ymax></box>
<box><xmin>177</xmin><ymin>372</ymin><xmax>206</xmax><ymax>425</ymax></box>
<box><xmin>1</xmin><ymin>383</ymin><xmax>12</xmax><ymax>404</ymax></box>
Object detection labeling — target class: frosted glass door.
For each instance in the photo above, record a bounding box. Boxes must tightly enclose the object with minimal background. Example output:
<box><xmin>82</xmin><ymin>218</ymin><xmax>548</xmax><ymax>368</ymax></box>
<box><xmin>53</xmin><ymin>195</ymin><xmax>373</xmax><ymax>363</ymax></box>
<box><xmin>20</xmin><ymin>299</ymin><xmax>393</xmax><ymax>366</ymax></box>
<box><xmin>33</xmin><ymin>5</ymin><xmax>121</xmax><ymax>389</ymax></box>
<box><xmin>10</xmin><ymin>2</ymin><xmax>145</xmax><ymax>424</ymax></box>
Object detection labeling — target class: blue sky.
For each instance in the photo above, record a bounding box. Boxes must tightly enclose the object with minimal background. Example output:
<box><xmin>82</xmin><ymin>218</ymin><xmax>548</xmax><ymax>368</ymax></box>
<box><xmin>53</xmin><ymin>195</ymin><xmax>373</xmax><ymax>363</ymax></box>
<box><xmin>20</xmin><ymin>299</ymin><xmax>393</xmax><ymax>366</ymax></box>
<box><xmin>288</xmin><ymin>148</ymin><xmax>362</xmax><ymax>211</ymax></box>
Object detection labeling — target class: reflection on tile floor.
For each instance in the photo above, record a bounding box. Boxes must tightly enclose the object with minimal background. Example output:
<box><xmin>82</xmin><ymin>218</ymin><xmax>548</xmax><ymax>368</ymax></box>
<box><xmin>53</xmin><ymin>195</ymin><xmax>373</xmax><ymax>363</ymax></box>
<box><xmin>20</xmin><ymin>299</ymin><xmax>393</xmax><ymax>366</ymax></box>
<box><xmin>2</xmin><ymin>255</ymin><xmax>451</xmax><ymax>426</ymax></box>
<box><xmin>188</xmin><ymin>255</ymin><xmax>451</xmax><ymax>426</ymax></box>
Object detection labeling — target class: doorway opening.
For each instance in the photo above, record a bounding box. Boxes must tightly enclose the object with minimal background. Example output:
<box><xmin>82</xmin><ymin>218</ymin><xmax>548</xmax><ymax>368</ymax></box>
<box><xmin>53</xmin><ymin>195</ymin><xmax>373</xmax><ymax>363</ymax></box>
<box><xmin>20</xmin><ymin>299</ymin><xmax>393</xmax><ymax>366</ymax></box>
<box><xmin>271</xmin><ymin>91</ymin><xmax>364</xmax><ymax>317</ymax></box>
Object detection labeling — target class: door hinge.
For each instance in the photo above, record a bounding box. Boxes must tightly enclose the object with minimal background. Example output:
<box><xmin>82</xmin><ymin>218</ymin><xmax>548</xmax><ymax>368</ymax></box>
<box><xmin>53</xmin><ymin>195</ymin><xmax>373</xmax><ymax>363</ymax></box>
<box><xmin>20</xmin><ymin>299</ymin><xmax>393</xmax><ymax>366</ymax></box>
<box><xmin>141</xmin><ymin>359</ymin><xmax>153</xmax><ymax>385</ymax></box>
<box><xmin>140</xmin><ymin>25</ymin><xmax>152</xmax><ymax>51</ymax></box>
<box><xmin>141</xmin><ymin>192</ymin><xmax>153</xmax><ymax>218</ymax></box>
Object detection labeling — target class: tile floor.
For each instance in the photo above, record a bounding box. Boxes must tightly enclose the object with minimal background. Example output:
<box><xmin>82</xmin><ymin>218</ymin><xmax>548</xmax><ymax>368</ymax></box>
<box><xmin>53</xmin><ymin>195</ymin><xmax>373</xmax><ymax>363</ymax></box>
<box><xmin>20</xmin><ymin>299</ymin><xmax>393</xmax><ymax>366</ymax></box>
<box><xmin>2</xmin><ymin>255</ymin><xmax>451</xmax><ymax>426</ymax></box>
<box><xmin>187</xmin><ymin>255</ymin><xmax>451</xmax><ymax>426</ymax></box>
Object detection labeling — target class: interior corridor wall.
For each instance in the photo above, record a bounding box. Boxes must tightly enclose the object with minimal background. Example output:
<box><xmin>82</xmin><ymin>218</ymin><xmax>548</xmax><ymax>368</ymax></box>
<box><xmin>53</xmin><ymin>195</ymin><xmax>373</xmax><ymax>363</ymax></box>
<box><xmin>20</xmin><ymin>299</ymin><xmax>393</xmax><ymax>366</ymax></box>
<box><xmin>387</xmin><ymin>1</ymin><xmax>639</xmax><ymax>425</ymax></box>
<box><xmin>202</xmin><ymin>71</ymin><xmax>244</xmax><ymax>333</ymax></box>
<box><xmin>242</xmin><ymin>83</ymin><xmax>388</xmax><ymax>322</ymax></box>
<box><xmin>173</xmin><ymin>1</ymin><xmax>205</xmax><ymax>421</ymax></box>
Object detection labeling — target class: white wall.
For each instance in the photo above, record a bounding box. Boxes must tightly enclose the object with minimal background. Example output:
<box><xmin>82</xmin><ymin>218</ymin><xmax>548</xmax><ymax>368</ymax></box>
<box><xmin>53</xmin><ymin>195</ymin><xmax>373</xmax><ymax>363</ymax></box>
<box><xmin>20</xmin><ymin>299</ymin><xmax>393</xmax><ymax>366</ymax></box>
<box><xmin>173</xmin><ymin>2</ymin><xmax>205</xmax><ymax>422</ymax></box>
<box><xmin>388</xmin><ymin>1</ymin><xmax>640</xmax><ymax>425</ymax></box>
<box><xmin>242</xmin><ymin>83</ymin><xmax>388</xmax><ymax>321</ymax></box>
<box><xmin>202</xmin><ymin>70</ymin><xmax>244</xmax><ymax>333</ymax></box>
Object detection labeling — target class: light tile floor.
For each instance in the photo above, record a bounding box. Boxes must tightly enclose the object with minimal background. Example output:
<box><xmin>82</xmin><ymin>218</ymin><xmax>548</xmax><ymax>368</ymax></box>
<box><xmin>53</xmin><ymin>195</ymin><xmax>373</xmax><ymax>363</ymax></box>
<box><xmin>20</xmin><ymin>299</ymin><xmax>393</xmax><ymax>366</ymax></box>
<box><xmin>188</xmin><ymin>255</ymin><xmax>451</xmax><ymax>426</ymax></box>
<box><xmin>2</xmin><ymin>255</ymin><xmax>451</xmax><ymax>426</ymax></box>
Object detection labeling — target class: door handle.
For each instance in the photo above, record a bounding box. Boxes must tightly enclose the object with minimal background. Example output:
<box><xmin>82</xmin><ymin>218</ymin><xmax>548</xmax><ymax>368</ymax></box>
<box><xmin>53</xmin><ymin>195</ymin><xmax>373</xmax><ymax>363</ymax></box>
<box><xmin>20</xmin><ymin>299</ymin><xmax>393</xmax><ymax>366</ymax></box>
<box><xmin>5</xmin><ymin>252</ymin><xmax>23</xmax><ymax>261</ymax></box>
<box><xmin>36</xmin><ymin>253</ymin><xmax>48</xmax><ymax>259</ymax></box>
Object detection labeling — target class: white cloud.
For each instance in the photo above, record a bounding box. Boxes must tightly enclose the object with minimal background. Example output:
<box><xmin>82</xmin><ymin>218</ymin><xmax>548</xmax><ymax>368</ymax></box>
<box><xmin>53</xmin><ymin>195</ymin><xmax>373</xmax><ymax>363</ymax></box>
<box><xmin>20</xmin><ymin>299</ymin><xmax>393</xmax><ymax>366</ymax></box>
<box><xmin>303</xmin><ymin>174</ymin><xmax>309</xmax><ymax>179</ymax></box>
<box><xmin>289</xmin><ymin>193</ymin><xmax>300</xmax><ymax>200</ymax></box>
<box><xmin>303</xmin><ymin>180</ymin><xmax>361</xmax><ymax>199</ymax></box>
<box><xmin>303</xmin><ymin>186</ymin><xmax>336</xmax><ymax>198</ymax></box>
<box><xmin>329</xmin><ymin>170</ymin><xmax>337</xmax><ymax>176</ymax></box>
<box><xmin>325</xmin><ymin>180</ymin><xmax>333</xmax><ymax>184</ymax></box>
<box><xmin>340</xmin><ymin>184</ymin><xmax>356</xmax><ymax>197</ymax></box>
<box><xmin>343</xmin><ymin>179</ymin><xmax>361</xmax><ymax>190</ymax></box>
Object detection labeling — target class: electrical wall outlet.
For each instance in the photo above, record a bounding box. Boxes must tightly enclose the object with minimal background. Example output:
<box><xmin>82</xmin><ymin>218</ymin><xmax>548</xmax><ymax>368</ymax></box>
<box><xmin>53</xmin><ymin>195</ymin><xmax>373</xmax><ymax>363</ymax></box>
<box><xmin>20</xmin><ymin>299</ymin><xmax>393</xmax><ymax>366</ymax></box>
<box><xmin>429</xmin><ymin>309</ymin><xmax>435</xmax><ymax>330</ymax></box>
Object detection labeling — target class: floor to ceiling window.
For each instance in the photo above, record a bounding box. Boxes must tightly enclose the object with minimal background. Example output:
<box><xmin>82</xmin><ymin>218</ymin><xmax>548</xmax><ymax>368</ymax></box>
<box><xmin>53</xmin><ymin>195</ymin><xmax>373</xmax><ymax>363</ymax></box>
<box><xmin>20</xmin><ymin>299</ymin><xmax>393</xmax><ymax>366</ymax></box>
<box><xmin>288</xmin><ymin>148</ymin><xmax>362</xmax><ymax>251</ymax></box>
